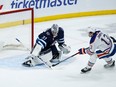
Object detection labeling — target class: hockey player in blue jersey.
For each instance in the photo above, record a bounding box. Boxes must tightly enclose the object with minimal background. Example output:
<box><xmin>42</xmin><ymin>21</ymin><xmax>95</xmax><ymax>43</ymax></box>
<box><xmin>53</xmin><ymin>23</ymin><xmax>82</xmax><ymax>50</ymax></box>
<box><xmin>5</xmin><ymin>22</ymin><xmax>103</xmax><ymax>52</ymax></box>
<box><xmin>78</xmin><ymin>27</ymin><xmax>116</xmax><ymax>73</ymax></box>
<box><xmin>23</xmin><ymin>24</ymin><xmax>70</xmax><ymax>67</ymax></box>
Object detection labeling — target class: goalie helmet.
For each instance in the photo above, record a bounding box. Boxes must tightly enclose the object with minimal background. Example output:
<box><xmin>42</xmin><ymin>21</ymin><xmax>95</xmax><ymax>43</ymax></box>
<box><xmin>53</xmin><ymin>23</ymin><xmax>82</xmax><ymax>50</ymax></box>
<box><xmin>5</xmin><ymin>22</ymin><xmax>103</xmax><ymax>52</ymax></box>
<box><xmin>51</xmin><ymin>24</ymin><xmax>59</xmax><ymax>37</ymax></box>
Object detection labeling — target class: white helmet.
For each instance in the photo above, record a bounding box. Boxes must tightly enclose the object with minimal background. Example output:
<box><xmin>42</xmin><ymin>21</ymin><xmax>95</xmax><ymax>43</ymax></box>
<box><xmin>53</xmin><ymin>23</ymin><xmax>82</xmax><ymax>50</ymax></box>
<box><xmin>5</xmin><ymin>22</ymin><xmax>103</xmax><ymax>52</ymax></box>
<box><xmin>51</xmin><ymin>24</ymin><xmax>59</xmax><ymax>37</ymax></box>
<box><xmin>87</xmin><ymin>26</ymin><xmax>96</xmax><ymax>33</ymax></box>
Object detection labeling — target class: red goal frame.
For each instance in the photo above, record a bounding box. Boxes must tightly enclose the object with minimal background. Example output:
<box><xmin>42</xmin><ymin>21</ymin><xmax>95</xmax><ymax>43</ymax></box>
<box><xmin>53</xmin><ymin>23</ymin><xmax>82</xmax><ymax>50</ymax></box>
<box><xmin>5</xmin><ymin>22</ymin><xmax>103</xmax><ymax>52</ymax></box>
<box><xmin>0</xmin><ymin>8</ymin><xmax>34</xmax><ymax>48</ymax></box>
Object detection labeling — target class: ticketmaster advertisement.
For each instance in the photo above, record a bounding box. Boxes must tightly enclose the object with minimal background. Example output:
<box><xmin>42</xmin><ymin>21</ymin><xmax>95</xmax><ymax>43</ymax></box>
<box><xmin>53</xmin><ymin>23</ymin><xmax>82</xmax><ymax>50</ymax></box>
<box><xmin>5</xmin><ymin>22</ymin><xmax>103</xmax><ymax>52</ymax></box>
<box><xmin>0</xmin><ymin>0</ymin><xmax>116</xmax><ymax>17</ymax></box>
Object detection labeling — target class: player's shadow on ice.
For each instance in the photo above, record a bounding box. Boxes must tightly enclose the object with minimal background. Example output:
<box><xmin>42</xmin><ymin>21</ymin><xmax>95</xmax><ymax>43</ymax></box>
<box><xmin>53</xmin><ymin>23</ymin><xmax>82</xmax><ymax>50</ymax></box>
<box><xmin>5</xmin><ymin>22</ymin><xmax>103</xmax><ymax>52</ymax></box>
<box><xmin>0</xmin><ymin>54</ymin><xmax>47</xmax><ymax>70</ymax></box>
<box><xmin>0</xmin><ymin>54</ymin><xmax>76</xmax><ymax>70</ymax></box>
<box><xmin>55</xmin><ymin>56</ymin><xmax>77</xmax><ymax>67</ymax></box>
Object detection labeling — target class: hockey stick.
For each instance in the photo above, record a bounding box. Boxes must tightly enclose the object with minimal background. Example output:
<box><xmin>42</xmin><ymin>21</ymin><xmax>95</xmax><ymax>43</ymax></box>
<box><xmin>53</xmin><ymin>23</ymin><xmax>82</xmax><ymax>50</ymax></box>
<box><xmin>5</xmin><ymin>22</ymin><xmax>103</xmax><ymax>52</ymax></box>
<box><xmin>15</xmin><ymin>38</ymin><xmax>30</xmax><ymax>51</ymax></box>
<box><xmin>52</xmin><ymin>52</ymin><xmax>79</xmax><ymax>67</ymax></box>
<box><xmin>38</xmin><ymin>57</ymin><xmax>52</xmax><ymax>69</ymax></box>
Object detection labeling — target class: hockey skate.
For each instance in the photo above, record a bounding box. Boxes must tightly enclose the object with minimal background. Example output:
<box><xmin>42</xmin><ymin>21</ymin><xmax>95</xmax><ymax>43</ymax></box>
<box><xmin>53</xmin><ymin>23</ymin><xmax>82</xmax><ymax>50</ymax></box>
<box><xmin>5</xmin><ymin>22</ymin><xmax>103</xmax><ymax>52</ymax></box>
<box><xmin>104</xmin><ymin>60</ymin><xmax>115</xmax><ymax>68</ymax></box>
<box><xmin>81</xmin><ymin>67</ymin><xmax>91</xmax><ymax>73</ymax></box>
<box><xmin>50</xmin><ymin>51</ymin><xmax>62</xmax><ymax>63</ymax></box>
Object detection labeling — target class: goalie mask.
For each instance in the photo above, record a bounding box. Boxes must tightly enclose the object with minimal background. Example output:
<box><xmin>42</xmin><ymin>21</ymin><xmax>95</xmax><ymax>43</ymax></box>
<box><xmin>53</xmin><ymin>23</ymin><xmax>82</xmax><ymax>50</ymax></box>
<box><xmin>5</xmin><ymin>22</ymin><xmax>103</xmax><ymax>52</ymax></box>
<box><xmin>51</xmin><ymin>24</ymin><xmax>59</xmax><ymax>37</ymax></box>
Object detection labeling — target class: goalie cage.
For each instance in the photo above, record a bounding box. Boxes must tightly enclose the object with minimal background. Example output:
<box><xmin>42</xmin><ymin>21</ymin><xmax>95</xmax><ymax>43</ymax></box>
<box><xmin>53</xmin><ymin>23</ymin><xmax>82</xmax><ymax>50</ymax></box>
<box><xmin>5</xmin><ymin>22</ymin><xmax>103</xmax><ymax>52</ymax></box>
<box><xmin>0</xmin><ymin>8</ymin><xmax>34</xmax><ymax>51</ymax></box>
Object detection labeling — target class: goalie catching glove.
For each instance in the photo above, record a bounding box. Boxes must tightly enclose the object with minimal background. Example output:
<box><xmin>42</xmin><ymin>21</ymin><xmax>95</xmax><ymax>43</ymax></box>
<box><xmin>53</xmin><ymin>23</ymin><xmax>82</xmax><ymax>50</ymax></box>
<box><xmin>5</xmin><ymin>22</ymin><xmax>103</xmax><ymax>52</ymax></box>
<box><xmin>58</xmin><ymin>44</ymin><xmax>71</xmax><ymax>54</ymax></box>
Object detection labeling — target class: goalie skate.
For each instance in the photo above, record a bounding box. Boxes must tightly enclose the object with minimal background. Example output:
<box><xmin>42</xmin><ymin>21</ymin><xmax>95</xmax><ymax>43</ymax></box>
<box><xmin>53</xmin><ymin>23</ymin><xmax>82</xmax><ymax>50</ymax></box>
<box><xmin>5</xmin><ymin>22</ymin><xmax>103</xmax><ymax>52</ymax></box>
<box><xmin>22</xmin><ymin>60</ymin><xmax>32</xmax><ymax>67</ymax></box>
<box><xmin>22</xmin><ymin>56</ymin><xmax>35</xmax><ymax>67</ymax></box>
<box><xmin>22</xmin><ymin>55</ymin><xmax>44</xmax><ymax>67</ymax></box>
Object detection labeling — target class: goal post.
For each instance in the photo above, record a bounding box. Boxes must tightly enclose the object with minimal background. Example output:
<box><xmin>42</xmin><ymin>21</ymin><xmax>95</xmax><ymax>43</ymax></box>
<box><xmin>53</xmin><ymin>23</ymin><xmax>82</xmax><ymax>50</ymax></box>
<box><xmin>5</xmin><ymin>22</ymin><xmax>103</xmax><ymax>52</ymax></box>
<box><xmin>0</xmin><ymin>8</ymin><xmax>34</xmax><ymax>50</ymax></box>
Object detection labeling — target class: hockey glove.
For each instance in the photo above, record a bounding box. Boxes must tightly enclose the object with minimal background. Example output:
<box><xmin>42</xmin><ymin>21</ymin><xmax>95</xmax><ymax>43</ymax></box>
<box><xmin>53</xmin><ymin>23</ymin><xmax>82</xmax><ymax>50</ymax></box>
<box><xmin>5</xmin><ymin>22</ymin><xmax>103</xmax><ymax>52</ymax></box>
<box><xmin>58</xmin><ymin>44</ymin><xmax>71</xmax><ymax>54</ymax></box>
<box><xmin>78</xmin><ymin>48</ymin><xmax>86</xmax><ymax>54</ymax></box>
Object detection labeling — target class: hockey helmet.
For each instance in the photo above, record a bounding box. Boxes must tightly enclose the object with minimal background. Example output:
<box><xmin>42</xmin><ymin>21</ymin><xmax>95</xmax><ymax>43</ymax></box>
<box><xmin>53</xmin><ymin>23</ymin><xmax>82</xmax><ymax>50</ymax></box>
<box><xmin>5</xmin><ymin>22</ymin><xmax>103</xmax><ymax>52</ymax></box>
<box><xmin>87</xmin><ymin>26</ymin><xmax>97</xmax><ymax>33</ymax></box>
<box><xmin>87</xmin><ymin>26</ymin><xmax>98</xmax><ymax>37</ymax></box>
<box><xmin>51</xmin><ymin>24</ymin><xmax>59</xmax><ymax>37</ymax></box>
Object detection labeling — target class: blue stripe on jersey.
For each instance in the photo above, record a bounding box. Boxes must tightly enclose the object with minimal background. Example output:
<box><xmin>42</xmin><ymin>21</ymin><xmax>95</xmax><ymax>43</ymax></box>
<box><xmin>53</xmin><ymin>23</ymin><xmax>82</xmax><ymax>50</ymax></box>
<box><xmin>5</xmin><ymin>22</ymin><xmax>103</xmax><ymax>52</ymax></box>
<box><xmin>36</xmin><ymin>38</ymin><xmax>47</xmax><ymax>49</ymax></box>
<box><xmin>90</xmin><ymin>31</ymin><xmax>100</xmax><ymax>44</ymax></box>
<box><xmin>97</xmin><ymin>44</ymin><xmax>116</xmax><ymax>59</ymax></box>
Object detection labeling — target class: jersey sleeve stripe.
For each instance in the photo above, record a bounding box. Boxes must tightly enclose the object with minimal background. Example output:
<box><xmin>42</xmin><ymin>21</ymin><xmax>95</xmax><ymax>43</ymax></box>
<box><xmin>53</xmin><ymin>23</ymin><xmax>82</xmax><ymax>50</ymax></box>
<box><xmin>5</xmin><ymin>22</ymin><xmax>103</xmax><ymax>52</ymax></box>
<box><xmin>58</xmin><ymin>38</ymin><xmax>64</xmax><ymax>43</ymax></box>
<box><xmin>36</xmin><ymin>38</ymin><xmax>47</xmax><ymax>49</ymax></box>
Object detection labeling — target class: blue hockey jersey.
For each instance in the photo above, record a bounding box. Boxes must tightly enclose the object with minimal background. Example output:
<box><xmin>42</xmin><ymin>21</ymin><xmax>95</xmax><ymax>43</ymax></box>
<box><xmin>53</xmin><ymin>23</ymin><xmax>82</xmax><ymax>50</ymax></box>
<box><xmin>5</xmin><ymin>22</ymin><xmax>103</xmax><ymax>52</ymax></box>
<box><xmin>36</xmin><ymin>27</ymin><xmax>64</xmax><ymax>49</ymax></box>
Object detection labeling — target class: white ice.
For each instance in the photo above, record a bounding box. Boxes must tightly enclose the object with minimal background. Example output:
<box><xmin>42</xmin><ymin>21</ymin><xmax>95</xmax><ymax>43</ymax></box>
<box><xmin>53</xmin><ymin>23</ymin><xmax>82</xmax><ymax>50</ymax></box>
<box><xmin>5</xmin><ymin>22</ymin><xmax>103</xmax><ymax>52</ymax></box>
<box><xmin>0</xmin><ymin>15</ymin><xmax>116</xmax><ymax>87</ymax></box>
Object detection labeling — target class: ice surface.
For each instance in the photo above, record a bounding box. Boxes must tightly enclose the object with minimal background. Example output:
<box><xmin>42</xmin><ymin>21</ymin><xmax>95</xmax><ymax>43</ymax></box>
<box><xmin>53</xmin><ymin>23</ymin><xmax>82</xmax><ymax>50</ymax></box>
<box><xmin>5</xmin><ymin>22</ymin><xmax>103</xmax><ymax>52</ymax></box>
<box><xmin>0</xmin><ymin>15</ymin><xmax>116</xmax><ymax>87</ymax></box>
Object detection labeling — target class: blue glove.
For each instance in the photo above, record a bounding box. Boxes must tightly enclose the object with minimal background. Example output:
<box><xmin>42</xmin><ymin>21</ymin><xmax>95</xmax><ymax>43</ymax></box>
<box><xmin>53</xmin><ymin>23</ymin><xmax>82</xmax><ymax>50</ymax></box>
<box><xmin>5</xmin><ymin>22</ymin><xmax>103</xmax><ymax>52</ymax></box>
<box><xmin>78</xmin><ymin>48</ymin><xmax>86</xmax><ymax>54</ymax></box>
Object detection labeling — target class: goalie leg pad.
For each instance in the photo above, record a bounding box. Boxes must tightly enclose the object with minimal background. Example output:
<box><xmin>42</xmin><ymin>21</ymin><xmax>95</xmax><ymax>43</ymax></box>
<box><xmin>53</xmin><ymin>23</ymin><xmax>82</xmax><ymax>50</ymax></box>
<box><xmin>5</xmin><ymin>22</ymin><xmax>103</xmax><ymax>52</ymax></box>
<box><xmin>23</xmin><ymin>55</ymin><xmax>44</xmax><ymax>67</ymax></box>
<box><xmin>23</xmin><ymin>50</ymin><xmax>53</xmax><ymax>67</ymax></box>
<box><xmin>31</xmin><ymin>43</ymin><xmax>42</xmax><ymax>56</ymax></box>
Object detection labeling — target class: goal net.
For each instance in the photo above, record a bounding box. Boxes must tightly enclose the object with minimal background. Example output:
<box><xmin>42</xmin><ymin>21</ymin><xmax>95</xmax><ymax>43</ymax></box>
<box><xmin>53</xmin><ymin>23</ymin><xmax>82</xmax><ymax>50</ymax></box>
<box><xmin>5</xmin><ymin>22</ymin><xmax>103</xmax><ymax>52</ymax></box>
<box><xmin>0</xmin><ymin>8</ymin><xmax>34</xmax><ymax>51</ymax></box>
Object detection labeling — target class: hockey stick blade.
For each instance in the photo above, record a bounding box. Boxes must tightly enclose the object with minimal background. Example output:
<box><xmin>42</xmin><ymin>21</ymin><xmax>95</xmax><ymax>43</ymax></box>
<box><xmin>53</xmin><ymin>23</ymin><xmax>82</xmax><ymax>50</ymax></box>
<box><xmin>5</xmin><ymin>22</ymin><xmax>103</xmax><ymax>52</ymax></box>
<box><xmin>52</xmin><ymin>52</ymin><xmax>79</xmax><ymax>67</ymax></box>
<box><xmin>15</xmin><ymin>38</ymin><xmax>30</xmax><ymax>51</ymax></box>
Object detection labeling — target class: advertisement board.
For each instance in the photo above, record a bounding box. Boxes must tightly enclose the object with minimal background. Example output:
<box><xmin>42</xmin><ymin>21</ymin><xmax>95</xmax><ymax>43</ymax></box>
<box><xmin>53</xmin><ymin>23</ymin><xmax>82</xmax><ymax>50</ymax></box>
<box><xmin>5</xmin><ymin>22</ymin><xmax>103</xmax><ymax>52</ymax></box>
<box><xmin>0</xmin><ymin>0</ymin><xmax>116</xmax><ymax>18</ymax></box>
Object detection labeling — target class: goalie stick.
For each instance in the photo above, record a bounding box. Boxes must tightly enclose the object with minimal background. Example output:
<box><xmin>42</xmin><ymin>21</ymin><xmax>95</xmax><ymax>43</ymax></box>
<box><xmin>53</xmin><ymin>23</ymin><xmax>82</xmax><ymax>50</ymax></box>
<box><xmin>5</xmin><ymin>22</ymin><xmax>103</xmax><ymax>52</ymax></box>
<box><xmin>52</xmin><ymin>52</ymin><xmax>79</xmax><ymax>67</ymax></box>
<box><xmin>15</xmin><ymin>38</ymin><xmax>30</xmax><ymax>51</ymax></box>
<box><xmin>37</xmin><ymin>57</ymin><xmax>52</xmax><ymax>69</ymax></box>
